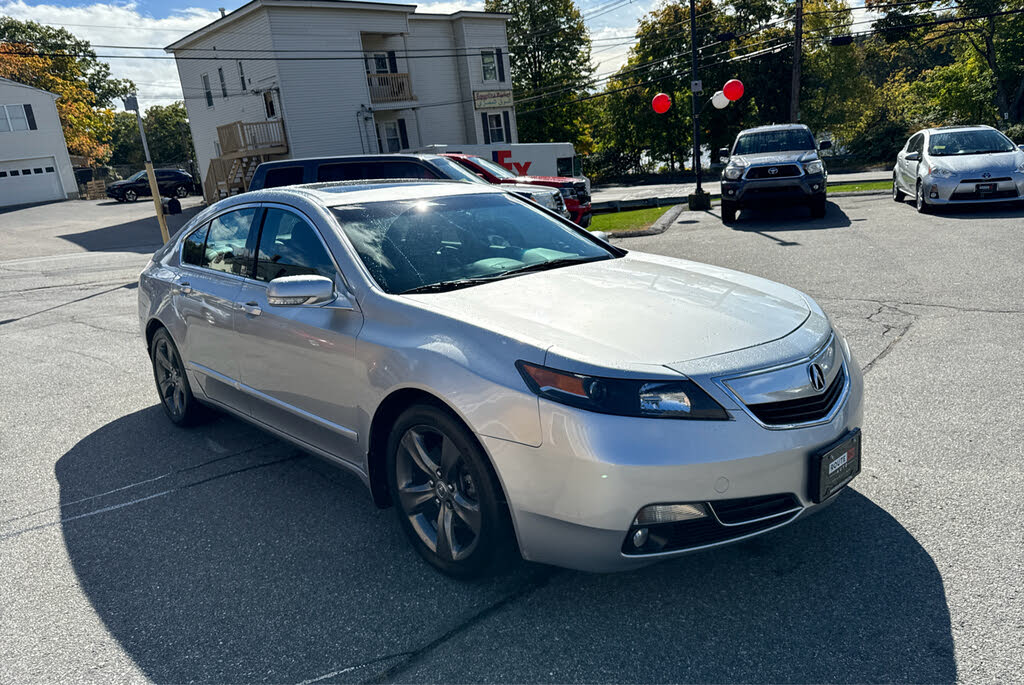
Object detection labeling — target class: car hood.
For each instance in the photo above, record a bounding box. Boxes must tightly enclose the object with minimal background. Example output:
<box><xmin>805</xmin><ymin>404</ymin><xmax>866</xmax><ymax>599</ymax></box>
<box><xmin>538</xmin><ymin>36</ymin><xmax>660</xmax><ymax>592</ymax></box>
<box><xmin>405</xmin><ymin>252</ymin><xmax>812</xmax><ymax>369</ymax></box>
<box><xmin>108</xmin><ymin>180</ymin><xmax>130</xmax><ymax>188</ymax></box>
<box><xmin>509</xmin><ymin>175</ymin><xmax>576</xmax><ymax>186</ymax></box>
<box><xmin>734</xmin><ymin>150</ymin><xmax>817</xmax><ymax>165</ymax></box>
<box><xmin>504</xmin><ymin>183</ymin><xmax>557</xmax><ymax>197</ymax></box>
<box><xmin>929</xmin><ymin>150</ymin><xmax>1023</xmax><ymax>173</ymax></box>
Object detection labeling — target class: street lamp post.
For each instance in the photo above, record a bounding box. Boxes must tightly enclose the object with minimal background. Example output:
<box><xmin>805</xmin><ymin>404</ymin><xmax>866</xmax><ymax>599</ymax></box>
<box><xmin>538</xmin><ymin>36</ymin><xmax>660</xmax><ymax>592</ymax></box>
<box><xmin>123</xmin><ymin>94</ymin><xmax>170</xmax><ymax>244</ymax></box>
<box><xmin>688</xmin><ymin>0</ymin><xmax>711</xmax><ymax>211</ymax></box>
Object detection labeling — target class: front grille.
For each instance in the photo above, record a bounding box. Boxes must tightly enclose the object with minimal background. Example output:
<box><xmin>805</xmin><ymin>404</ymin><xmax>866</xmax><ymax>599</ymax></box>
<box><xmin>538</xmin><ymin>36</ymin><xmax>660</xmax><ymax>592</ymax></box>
<box><xmin>747</xmin><ymin>366</ymin><xmax>846</xmax><ymax>426</ymax></box>
<box><xmin>574</xmin><ymin>182</ymin><xmax>590</xmax><ymax>203</ymax></box>
<box><xmin>746</xmin><ymin>164</ymin><xmax>801</xmax><ymax>179</ymax></box>
<box><xmin>710</xmin><ymin>493</ymin><xmax>801</xmax><ymax>525</ymax></box>
<box><xmin>960</xmin><ymin>176</ymin><xmax>1011</xmax><ymax>183</ymax></box>
<box><xmin>950</xmin><ymin>189</ymin><xmax>1018</xmax><ymax>201</ymax></box>
<box><xmin>622</xmin><ymin>494</ymin><xmax>801</xmax><ymax>555</ymax></box>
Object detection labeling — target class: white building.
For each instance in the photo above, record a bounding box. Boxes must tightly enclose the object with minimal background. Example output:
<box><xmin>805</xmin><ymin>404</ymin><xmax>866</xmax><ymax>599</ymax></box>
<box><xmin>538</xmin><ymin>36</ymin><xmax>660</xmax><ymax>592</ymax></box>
<box><xmin>0</xmin><ymin>78</ymin><xmax>78</xmax><ymax>208</ymax></box>
<box><xmin>165</xmin><ymin>0</ymin><xmax>518</xmax><ymax>201</ymax></box>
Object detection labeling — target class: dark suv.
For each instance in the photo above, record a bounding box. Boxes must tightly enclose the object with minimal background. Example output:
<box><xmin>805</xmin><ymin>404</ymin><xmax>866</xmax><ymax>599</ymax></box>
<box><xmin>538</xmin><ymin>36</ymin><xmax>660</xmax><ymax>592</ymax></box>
<box><xmin>718</xmin><ymin>124</ymin><xmax>831</xmax><ymax>223</ymax></box>
<box><xmin>247</xmin><ymin>154</ymin><xmax>569</xmax><ymax>217</ymax></box>
<box><xmin>106</xmin><ymin>168</ymin><xmax>194</xmax><ymax>202</ymax></box>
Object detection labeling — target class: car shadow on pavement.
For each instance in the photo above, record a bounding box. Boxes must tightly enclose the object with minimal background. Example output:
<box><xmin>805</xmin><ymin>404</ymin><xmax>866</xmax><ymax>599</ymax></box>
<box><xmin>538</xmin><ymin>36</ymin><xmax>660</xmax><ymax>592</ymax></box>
<box><xmin>56</xmin><ymin>204</ymin><xmax>205</xmax><ymax>253</ymax></box>
<box><xmin>728</xmin><ymin>201</ymin><xmax>853</xmax><ymax>233</ymax></box>
<box><xmin>56</xmin><ymin>408</ymin><xmax>955</xmax><ymax>684</ymax></box>
<box><xmin>912</xmin><ymin>201</ymin><xmax>1024</xmax><ymax>220</ymax></box>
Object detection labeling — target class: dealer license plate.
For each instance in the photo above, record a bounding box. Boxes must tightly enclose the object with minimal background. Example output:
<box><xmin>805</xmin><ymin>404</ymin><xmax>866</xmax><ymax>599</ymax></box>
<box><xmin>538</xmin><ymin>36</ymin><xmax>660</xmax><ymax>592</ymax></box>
<box><xmin>810</xmin><ymin>430</ymin><xmax>861</xmax><ymax>503</ymax></box>
<box><xmin>976</xmin><ymin>183</ymin><xmax>996</xmax><ymax>193</ymax></box>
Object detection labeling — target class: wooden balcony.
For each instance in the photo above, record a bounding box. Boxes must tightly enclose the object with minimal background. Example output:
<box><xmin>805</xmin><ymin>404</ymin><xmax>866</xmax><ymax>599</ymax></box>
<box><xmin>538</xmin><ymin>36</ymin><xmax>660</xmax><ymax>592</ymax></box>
<box><xmin>367</xmin><ymin>72</ymin><xmax>415</xmax><ymax>103</ymax></box>
<box><xmin>216</xmin><ymin>119</ymin><xmax>288</xmax><ymax>159</ymax></box>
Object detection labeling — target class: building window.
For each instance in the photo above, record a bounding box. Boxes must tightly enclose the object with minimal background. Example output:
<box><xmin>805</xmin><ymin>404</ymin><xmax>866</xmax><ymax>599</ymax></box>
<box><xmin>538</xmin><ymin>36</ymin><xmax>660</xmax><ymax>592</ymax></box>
<box><xmin>218</xmin><ymin>67</ymin><xmax>228</xmax><ymax>97</ymax></box>
<box><xmin>379</xmin><ymin>121</ymin><xmax>402</xmax><ymax>152</ymax></box>
<box><xmin>487</xmin><ymin>113</ymin><xmax>505</xmax><ymax>143</ymax></box>
<box><xmin>202</xmin><ymin>74</ymin><xmax>214</xmax><ymax>107</ymax></box>
<box><xmin>263</xmin><ymin>91</ymin><xmax>276</xmax><ymax>119</ymax></box>
<box><xmin>481</xmin><ymin>50</ymin><xmax>498</xmax><ymax>81</ymax></box>
<box><xmin>0</xmin><ymin>104</ymin><xmax>36</xmax><ymax>132</ymax></box>
<box><xmin>371</xmin><ymin>52</ymin><xmax>390</xmax><ymax>74</ymax></box>
<box><xmin>237</xmin><ymin>61</ymin><xmax>246</xmax><ymax>91</ymax></box>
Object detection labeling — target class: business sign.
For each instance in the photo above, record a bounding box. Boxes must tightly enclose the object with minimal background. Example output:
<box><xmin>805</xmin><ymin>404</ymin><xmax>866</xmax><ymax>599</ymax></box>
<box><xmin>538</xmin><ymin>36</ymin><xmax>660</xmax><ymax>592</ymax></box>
<box><xmin>474</xmin><ymin>90</ymin><xmax>514</xmax><ymax>109</ymax></box>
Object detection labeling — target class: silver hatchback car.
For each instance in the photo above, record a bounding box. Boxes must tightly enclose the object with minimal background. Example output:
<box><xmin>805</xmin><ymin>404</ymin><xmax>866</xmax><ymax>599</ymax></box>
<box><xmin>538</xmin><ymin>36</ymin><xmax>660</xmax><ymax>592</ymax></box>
<box><xmin>893</xmin><ymin>124</ymin><xmax>1024</xmax><ymax>212</ymax></box>
<box><xmin>139</xmin><ymin>181</ymin><xmax>864</xmax><ymax>577</ymax></box>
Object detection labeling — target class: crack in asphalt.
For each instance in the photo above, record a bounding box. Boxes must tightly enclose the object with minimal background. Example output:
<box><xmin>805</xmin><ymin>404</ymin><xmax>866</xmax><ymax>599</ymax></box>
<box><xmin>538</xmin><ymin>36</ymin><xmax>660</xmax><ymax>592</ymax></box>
<box><xmin>359</xmin><ymin>569</ymin><xmax>557</xmax><ymax>685</ymax></box>
<box><xmin>861</xmin><ymin>304</ymin><xmax>918</xmax><ymax>376</ymax></box>
<box><xmin>817</xmin><ymin>294</ymin><xmax>1024</xmax><ymax>316</ymax></box>
<box><xmin>0</xmin><ymin>281</ymin><xmax>136</xmax><ymax>326</ymax></box>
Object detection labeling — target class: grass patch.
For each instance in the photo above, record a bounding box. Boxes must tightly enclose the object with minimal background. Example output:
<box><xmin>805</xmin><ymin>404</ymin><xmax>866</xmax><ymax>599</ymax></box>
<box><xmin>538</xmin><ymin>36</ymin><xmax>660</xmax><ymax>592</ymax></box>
<box><xmin>590</xmin><ymin>205</ymin><xmax>672</xmax><ymax>232</ymax></box>
<box><xmin>828</xmin><ymin>180</ymin><xmax>891</xmax><ymax>193</ymax></box>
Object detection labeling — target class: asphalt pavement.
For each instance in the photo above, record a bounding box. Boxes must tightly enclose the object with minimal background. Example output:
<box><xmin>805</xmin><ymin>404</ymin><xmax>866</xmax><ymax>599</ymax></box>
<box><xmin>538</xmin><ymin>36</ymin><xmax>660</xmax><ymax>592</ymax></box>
<box><xmin>1</xmin><ymin>195</ymin><xmax>1022</xmax><ymax>683</ymax></box>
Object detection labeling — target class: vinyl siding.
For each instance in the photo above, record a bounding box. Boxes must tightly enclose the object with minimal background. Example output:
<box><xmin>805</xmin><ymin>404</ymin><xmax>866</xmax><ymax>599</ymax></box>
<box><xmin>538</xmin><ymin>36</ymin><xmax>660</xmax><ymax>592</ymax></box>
<box><xmin>0</xmin><ymin>81</ymin><xmax>77</xmax><ymax>199</ymax></box>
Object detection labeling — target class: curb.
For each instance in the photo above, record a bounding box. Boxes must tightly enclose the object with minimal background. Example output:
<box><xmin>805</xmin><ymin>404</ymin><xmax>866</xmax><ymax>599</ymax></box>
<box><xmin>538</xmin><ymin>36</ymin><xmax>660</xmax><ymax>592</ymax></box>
<box><xmin>605</xmin><ymin>204</ymin><xmax>685</xmax><ymax>239</ymax></box>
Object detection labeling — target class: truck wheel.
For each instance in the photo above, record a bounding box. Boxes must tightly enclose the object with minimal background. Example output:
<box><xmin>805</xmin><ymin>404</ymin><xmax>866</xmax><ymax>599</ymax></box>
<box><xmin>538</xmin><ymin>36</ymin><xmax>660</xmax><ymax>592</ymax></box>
<box><xmin>721</xmin><ymin>201</ymin><xmax>737</xmax><ymax>224</ymax></box>
<box><xmin>810</xmin><ymin>195</ymin><xmax>827</xmax><ymax>218</ymax></box>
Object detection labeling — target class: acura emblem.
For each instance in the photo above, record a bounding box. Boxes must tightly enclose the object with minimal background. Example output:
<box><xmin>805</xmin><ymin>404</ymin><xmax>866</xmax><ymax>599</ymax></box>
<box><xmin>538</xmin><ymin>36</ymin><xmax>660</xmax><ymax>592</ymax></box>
<box><xmin>982</xmin><ymin>172</ymin><xmax>991</xmax><ymax>178</ymax></box>
<box><xmin>768</xmin><ymin>167</ymin><xmax>779</xmax><ymax>175</ymax></box>
<box><xmin>809</xmin><ymin>364</ymin><xmax>826</xmax><ymax>392</ymax></box>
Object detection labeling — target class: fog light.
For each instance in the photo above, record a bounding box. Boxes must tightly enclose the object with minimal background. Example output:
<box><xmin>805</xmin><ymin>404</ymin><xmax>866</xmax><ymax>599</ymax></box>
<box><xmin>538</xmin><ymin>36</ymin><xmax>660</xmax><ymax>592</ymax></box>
<box><xmin>812</xmin><ymin>183</ymin><xmax>820</xmax><ymax>190</ymax></box>
<box><xmin>727</xmin><ymin>189</ymin><xmax>735</xmax><ymax>195</ymax></box>
<box><xmin>632</xmin><ymin>527</ymin><xmax>649</xmax><ymax>548</ymax></box>
<box><xmin>633</xmin><ymin>503</ymin><xmax>708</xmax><ymax>525</ymax></box>
<box><xmin>930</xmin><ymin>189</ymin><xmax>939</xmax><ymax>198</ymax></box>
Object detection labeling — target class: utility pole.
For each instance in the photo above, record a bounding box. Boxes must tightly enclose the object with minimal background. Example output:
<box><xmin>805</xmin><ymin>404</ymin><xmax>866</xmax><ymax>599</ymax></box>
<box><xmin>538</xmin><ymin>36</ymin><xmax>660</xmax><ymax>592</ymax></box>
<box><xmin>123</xmin><ymin>95</ymin><xmax>170</xmax><ymax>244</ymax></box>
<box><xmin>790</xmin><ymin>0</ymin><xmax>803</xmax><ymax>123</ymax></box>
<box><xmin>688</xmin><ymin>0</ymin><xmax>709</xmax><ymax>210</ymax></box>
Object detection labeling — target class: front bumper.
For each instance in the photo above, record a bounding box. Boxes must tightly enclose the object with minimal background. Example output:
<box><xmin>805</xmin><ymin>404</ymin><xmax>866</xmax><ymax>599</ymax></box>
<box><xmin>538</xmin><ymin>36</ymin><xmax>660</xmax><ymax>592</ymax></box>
<box><xmin>721</xmin><ymin>173</ymin><xmax>826</xmax><ymax>207</ymax></box>
<box><xmin>920</xmin><ymin>174</ymin><xmax>1024</xmax><ymax>205</ymax></box>
<box><xmin>482</xmin><ymin>356</ymin><xmax>864</xmax><ymax>572</ymax></box>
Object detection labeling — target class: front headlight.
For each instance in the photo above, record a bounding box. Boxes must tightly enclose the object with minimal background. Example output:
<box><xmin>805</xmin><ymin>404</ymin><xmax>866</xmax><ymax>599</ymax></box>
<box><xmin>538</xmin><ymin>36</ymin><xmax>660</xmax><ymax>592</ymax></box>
<box><xmin>928</xmin><ymin>164</ymin><xmax>955</xmax><ymax>179</ymax></box>
<box><xmin>804</xmin><ymin>160</ymin><xmax>824</xmax><ymax>175</ymax></box>
<box><xmin>559</xmin><ymin>187</ymin><xmax>576</xmax><ymax>198</ymax></box>
<box><xmin>1015</xmin><ymin>158</ymin><xmax>1024</xmax><ymax>174</ymax></box>
<box><xmin>723</xmin><ymin>166</ymin><xmax>744</xmax><ymax>180</ymax></box>
<box><xmin>516</xmin><ymin>362</ymin><xmax>729</xmax><ymax>420</ymax></box>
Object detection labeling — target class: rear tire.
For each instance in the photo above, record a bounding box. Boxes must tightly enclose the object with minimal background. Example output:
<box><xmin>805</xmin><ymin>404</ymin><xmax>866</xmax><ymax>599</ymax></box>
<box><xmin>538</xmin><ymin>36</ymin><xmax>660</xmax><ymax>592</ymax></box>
<box><xmin>124</xmin><ymin>189</ymin><xmax>138</xmax><ymax>202</ymax></box>
<box><xmin>893</xmin><ymin>175</ymin><xmax>906</xmax><ymax>202</ymax></box>
<box><xmin>386</xmin><ymin>403</ymin><xmax>517</xmax><ymax>578</ymax></box>
<box><xmin>721</xmin><ymin>201</ymin><xmax>737</xmax><ymax>224</ymax></box>
<box><xmin>175</xmin><ymin>185</ymin><xmax>190</xmax><ymax>198</ymax></box>
<box><xmin>149</xmin><ymin>328</ymin><xmax>208</xmax><ymax>426</ymax></box>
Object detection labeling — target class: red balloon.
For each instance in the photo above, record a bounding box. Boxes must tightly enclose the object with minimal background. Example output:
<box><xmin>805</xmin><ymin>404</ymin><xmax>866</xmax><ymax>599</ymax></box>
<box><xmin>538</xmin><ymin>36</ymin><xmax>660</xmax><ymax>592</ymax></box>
<box><xmin>652</xmin><ymin>92</ymin><xmax>672</xmax><ymax>114</ymax></box>
<box><xmin>723</xmin><ymin>79</ymin><xmax>744</xmax><ymax>101</ymax></box>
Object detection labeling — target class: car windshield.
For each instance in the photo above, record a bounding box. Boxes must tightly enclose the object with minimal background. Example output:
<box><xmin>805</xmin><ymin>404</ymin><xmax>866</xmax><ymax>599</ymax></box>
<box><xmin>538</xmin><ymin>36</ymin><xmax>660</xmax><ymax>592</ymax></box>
<box><xmin>430</xmin><ymin>157</ymin><xmax>490</xmax><ymax>185</ymax></box>
<box><xmin>331</xmin><ymin>192</ymin><xmax>614</xmax><ymax>294</ymax></box>
<box><xmin>466</xmin><ymin>155</ymin><xmax>517</xmax><ymax>179</ymax></box>
<box><xmin>928</xmin><ymin>130</ymin><xmax>1015</xmax><ymax>156</ymax></box>
<box><xmin>733</xmin><ymin>130</ymin><xmax>816</xmax><ymax>155</ymax></box>
<box><xmin>127</xmin><ymin>171</ymin><xmax>146</xmax><ymax>182</ymax></box>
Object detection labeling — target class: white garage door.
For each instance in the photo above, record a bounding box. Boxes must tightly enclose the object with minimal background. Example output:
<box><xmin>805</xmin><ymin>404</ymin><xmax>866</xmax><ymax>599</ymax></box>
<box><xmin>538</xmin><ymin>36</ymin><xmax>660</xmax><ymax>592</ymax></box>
<box><xmin>0</xmin><ymin>157</ymin><xmax>65</xmax><ymax>207</ymax></box>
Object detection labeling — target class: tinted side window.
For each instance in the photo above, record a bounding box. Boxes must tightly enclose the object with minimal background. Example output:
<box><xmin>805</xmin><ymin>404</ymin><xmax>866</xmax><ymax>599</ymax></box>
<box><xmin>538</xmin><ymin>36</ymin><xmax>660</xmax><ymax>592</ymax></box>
<box><xmin>316</xmin><ymin>163</ymin><xmax>360</xmax><ymax>182</ymax></box>
<box><xmin>318</xmin><ymin>161</ymin><xmax>439</xmax><ymax>181</ymax></box>
<box><xmin>182</xmin><ymin>223</ymin><xmax>210</xmax><ymax>267</ymax></box>
<box><xmin>206</xmin><ymin>208</ymin><xmax>258</xmax><ymax>277</ymax></box>
<box><xmin>254</xmin><ymin>208</ymin><xmax>336</xmax><ymax>282</ymax></box>
<box><xmin>261</xmin><ymin>166</ymin><xmax>305</xmax><ymax>188</ymax></box>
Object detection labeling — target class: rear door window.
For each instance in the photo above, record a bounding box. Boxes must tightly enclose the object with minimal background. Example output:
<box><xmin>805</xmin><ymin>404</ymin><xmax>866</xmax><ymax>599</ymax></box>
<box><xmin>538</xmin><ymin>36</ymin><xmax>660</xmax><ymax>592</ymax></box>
<box><xmin>205</xmin><ymin>208</ymin><xmax>259</xmax><ymax>277</ymax></box>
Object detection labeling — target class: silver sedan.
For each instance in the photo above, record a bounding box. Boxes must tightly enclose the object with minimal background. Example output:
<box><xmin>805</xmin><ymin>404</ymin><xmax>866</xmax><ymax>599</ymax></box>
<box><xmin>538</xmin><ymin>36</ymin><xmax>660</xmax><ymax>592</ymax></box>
<box><xmin>893</xmin><ymin>124</ymin><xmax>1024</xmax><ymax>212</ymax></box>
<box><xmin>139</xmin><ymin>181</ymin><xmax>864</xmax><ymax>577</ymax></box>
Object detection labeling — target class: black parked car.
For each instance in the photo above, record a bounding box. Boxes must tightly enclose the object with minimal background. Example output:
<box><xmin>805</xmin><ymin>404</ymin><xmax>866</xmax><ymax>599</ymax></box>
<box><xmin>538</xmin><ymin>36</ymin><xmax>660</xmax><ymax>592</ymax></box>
<box><xmin>106</xmin><ymin>168</ymin><xmax>194</xmax><ymax>202</ymax></box>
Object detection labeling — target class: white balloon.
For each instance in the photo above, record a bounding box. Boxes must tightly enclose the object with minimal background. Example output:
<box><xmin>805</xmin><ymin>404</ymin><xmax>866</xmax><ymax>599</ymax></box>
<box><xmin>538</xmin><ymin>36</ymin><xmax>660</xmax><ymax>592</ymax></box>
<box><xmin>712</xmin><ymin>90</ymin><xmax>730</xmax><ymax>109</ymax></box>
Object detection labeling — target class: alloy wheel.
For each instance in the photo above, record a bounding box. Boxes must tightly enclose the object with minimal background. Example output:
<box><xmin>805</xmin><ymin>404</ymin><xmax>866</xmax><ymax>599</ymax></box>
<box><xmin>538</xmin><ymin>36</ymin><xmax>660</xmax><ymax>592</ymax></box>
<box><xmin>153</xmin><ymin>336</ymin><xmax>187</xmax><ymax>420</ymax></box>
<box><xmin>394</xmin><ymin>425</ymin><xmax>482</xmax><ymax>562</ymax></box>
<box><xmin>125</xmin><ymin>189</ymin><xmax>138</xmax><ymax>202</ymax></box>
<box><xmin>176</xmin><ymin>185</ymin><xmax>189</xmax><ymax>198</ymax></box>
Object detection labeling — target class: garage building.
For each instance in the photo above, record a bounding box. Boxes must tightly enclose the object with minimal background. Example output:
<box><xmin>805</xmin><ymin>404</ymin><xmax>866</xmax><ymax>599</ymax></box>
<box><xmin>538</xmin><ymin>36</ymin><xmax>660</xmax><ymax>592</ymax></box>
<box><xmin>0</xmin><ymin>78</ymin><xmax>79</xmax><ymax>208</ymax></box>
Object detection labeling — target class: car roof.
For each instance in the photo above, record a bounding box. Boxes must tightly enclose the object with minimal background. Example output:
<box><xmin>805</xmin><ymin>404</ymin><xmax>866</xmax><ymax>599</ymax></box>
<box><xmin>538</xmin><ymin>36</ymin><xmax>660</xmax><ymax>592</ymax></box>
<box><xmin>922</xmin><ymin>124</ymin><xmax>997</xmax><ymax>135</ymax></box>
<box><xmin>257</xmin><ymin>154</ymin><xmax>441</xmax><ymax>168</ymax></box>
<box><xmin>737</xmin><ymin>123</ymin><xmax>812</xmax><ymax>134</ymax></box>
<box><xmin>244</xmin><ymin>179</ymin><xmax>507</xmax><ymax>207</ymax></box>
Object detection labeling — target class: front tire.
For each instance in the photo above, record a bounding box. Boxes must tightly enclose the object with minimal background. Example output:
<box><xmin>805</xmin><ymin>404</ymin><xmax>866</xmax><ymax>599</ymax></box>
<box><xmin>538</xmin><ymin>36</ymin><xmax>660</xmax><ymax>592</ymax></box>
<box><xmin>124</xmin><ymin>189</ymin><xmax>138</xmax><ymax>202</ymax></box>
<box><xmin>721</xmin><ymin>200</ymin><xmax>737</xmax><ymax>224</ymax></box>
<box><xmin>386</xmin><ymin>403</ymin><xmax>516</xmax><ymax>578</ymax></box>
<box><xmin>915</xmin><ymin>180</ymin><xmax>931</xmax><ymax>214</ymax></box>
<box><xmin>150</xmin><ymin>328</ymin><xmax>207</xmax><ymax>426</ymax></box>
<box><xmin>175</xmin><ymin>185</ymin><xmax>190</xmax><ymax>198</ymax></box>
<box><xmin>893</xmin><ymin>175</ymin><xmax>906</xmax><ymax>202</ymax></box>
<box><xmin>810</xmin><ymin>195</ymin><xmax>827</xmax><ymax>218</ymax></box>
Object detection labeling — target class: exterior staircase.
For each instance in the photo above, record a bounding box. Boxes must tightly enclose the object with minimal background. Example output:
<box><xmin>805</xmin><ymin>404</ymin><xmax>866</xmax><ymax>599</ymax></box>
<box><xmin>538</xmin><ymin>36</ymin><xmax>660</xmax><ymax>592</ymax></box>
<box><xmin>202</xmin><ymin>119</ymin><xmax>289</xmax><ymax>202</ymax></box>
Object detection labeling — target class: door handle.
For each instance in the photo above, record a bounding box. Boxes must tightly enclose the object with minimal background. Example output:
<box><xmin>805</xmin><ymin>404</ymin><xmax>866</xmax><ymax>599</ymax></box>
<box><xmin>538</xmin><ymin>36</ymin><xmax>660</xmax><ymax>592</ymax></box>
<box><xmin>241</xmin><ymin>301</ymin><xmax>262</xmax><ymax>316</ymax></box>
<box><xmin>177</xmin><ymin>281</ymin><xmax>193</xmax><ymax>295</ymax></box>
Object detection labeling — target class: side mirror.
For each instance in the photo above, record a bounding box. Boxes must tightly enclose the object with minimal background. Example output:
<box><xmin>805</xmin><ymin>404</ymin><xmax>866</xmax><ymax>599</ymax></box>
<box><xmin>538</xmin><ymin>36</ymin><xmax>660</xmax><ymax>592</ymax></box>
<box><xmin>266</xmin><ymin>275</ymin><xmax>335</xmax><ymax>306</ymax></box>
<box><xmin>905</xmin><ymin>151</ymin><xmax>921</xmax><ymax>161</ymax></box>
<box><xmin>717</xmin><ymin>147</ymin><xmax>730</xmax><ymax>163</ymax></box>
<box><xmin>818</xmin><ymin>140</ymin><xmax>832</xmax><ymax>151</ymax></box>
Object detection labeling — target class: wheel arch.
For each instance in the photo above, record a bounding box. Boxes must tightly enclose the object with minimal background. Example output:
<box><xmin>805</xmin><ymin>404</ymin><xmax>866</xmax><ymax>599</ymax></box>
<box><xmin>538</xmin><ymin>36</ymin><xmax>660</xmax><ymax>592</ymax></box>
<box><xmin>145</xmin><ymin>317</ymin><xmax>168</xmax><ymax>349</ymax></box>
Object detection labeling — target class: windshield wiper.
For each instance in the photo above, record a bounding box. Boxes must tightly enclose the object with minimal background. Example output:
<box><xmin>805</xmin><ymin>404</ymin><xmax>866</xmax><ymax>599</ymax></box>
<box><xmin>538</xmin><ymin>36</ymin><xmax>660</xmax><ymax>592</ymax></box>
<box><xmin>400</xmin><ymin>276</ymin><xmax>504</xmax><ymax>294</ymax></box>
<box><xmin>490</xmin><ymin>255</ymin><xmax>610</xmax><ymax>279</ymax></box>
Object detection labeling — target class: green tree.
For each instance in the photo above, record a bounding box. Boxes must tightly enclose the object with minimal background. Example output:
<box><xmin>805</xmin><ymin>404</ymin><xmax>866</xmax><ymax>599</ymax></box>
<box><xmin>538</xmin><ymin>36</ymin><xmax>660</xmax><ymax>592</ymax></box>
<box><xmin>485</xmin><ymin>0</ymin><xmax>594</xmax><ymax>144</ymax></box>
<box><xmin>109</xmin><ymin>102</ymin><xmax>195</xmax><ymax>167</ymax></box>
